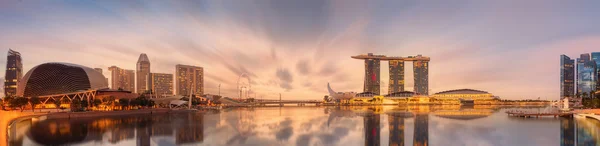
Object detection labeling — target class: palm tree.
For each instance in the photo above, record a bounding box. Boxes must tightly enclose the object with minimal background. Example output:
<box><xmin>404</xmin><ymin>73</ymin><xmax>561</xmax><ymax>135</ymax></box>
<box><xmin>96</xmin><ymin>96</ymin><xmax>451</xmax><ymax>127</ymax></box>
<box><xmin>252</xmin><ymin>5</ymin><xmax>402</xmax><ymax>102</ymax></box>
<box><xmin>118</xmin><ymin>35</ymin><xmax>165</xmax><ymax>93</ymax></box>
<box><xmin>583</xmin><ymin>92</ymin><xmax>589</xmax><ymax>99</ymax></box>
<box><xmin>29</xmin><ymin>96</ymin><xmax>41</xmax><ymax>112</ymax></box>
<box><xmin>576</xmin><ymin>92</ymin><xmax>582</xmax><ymax>98</ymax></box>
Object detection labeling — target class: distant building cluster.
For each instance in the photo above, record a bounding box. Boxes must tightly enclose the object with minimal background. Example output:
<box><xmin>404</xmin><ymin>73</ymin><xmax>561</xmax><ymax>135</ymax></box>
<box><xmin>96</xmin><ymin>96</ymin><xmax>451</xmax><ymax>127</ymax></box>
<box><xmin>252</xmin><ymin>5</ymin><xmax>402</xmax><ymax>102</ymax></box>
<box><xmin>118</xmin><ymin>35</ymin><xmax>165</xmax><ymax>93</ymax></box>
<box><xmin>3</xmin><ymin>49</ymin><xmax>205</xmax><ymax>100</ymax></box>
<box><xmin>560</xmin><ymin>52</ymin><xmax>600</xmax><ymax>99</ymax></box>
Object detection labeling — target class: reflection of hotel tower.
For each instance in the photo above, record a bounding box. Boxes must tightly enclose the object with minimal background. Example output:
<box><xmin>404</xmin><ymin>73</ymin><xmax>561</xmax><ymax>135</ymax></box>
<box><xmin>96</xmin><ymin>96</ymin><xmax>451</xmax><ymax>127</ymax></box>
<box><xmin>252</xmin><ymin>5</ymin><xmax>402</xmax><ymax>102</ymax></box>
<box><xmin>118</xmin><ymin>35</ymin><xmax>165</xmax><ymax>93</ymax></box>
<box><xmin>413</xmin><ymin>114</ymin><xmax>429</xmax><ymax>146</ymax></box>
<box><xmin>388</xmin><ymin>114</ymin><xmax>406</xmax><ymax>146</ymax></box>
<box><xmin>176</xmin><ymin>114</ymin><xmax>204</xmax><ymax>145</ymax></box>
<box><xmin>560</xmin><ymin>117</ymin><xmax>575</xmax><ymax>146</ymax></box>
<box><xmin>352</xmin><ymin>53</ymin><xmax>430</xmax><ymax>95</ymax></box>
<box><xmin>364</xmin><ymin>114</ymin><xmax>381</xmax><ymax>146</ymax></box>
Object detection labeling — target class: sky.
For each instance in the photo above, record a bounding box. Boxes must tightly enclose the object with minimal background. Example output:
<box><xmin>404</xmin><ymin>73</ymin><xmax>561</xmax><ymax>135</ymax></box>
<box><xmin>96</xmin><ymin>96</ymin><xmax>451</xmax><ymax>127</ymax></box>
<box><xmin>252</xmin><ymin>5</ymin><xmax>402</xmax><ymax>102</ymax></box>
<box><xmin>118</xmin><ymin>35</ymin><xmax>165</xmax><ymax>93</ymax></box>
<box><xmin>0</xmin><ymin>0</ymin><xmax>600</xmax><ymax>100</ymax></box>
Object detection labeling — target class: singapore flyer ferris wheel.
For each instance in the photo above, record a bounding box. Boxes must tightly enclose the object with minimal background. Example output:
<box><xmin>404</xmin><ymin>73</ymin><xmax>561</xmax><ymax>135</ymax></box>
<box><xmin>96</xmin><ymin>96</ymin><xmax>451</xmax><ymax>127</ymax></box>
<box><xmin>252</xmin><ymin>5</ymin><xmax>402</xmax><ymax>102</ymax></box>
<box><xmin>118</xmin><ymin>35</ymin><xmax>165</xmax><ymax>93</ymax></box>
<box><xmin>237</xmin><ymin>73</ymin><xmax>251</xmax><ymax>99</ymax></box>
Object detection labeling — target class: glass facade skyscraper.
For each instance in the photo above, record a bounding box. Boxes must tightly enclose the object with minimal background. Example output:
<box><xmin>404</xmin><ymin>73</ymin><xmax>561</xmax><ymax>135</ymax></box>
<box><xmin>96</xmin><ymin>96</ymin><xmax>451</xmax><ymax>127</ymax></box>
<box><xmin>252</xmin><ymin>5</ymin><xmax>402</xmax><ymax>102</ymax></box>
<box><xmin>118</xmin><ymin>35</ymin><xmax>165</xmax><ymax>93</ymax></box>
<box><xmin>592</xmin><ymin>52</ymin><xmax>600</xmax><ymax>91</ymax></box>
<box><xmin>560</xmin><ymin>55</ymin><xmax>575</xmax><ymax>98</ymax></box>
<box><xmin>4</xmin><ymin>49</ymin><xmax>22</xmax><ymax>97</ymax></box>
<box><xmin>388</xmin><ymin>60</ymin><xmax>405</xmax><ymax>94</ymax></box>
<box><xmin>577</xmin><ymin>53</ymin><xmax>597</xmax><ymax>96</ymax></box>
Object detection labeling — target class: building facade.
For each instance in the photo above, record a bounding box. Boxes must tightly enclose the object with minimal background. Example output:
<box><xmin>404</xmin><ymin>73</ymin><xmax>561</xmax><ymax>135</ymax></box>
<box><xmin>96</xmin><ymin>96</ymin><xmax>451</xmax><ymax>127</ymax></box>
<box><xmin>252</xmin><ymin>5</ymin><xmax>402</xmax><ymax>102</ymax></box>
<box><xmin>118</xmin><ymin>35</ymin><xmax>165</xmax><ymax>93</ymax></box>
<box><xmin>136</xmin><ymin>53</ymin><xmax>151</xmax><ymax>93</ymax></box>
<box><xmin>577</xmin><ymin>53</ymin><xmax>597</xmax><ymax>96</ymax></box>
<box><xmin>17</xmin><ymin>63</ymin><xmax>108</xmax><ymax>97</ymax></box>
<box><xmin>388</xmin><ymin>60</ymin><xmax>405</xmax><ymax>94</ymax></box>
<box><xmin>364</xmin><ymin>57</ymin><xmax>381</xmax><ymax>95</ymax></box>
<box><xmin>108</xmin><ymin>66</ymin><xmax>135</xmax><ymax>92</ymax></box>
<box><xmin>560</xmin><ymin>55</ymin><xmax>575</xmax><ymax>98</ymax></box>
<box><xmin>4</xmin><ymin>49</ymin><xmax>22</xmax><ymax>97</ymax></box>
<box><xmin>352</xmin><ymin>53</ymin><xmax>430</xmax><ymax>96</ymax></box>
<box><xmin>592</xmin><ymin>52</ymin><xmax>600</xmax><ymax>91</ymax></box>
<box><xmin>413</xmin><ymin>57</ymin><xmax>429</xmax><ymax>95</ymax></box>
<box><xmin>147</xmin><ymin>73</ymin><xmax>174</xmax><ymax>96</ymax></box>
<box><xmin>176</xmin><ymin>64</ymin><xmax>204</xmax><ymax>96</ymax></box>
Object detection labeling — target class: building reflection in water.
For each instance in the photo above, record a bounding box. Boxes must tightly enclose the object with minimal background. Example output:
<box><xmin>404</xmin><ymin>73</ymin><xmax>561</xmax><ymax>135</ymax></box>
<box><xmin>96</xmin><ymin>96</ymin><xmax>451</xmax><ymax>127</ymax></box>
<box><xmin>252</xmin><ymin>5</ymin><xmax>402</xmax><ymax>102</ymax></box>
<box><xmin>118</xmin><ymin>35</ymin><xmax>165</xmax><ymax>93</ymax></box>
<box><xmin>413</xmin><ymin>113</ymin><xmax>429</xmax><ymax>146</ymax></box>
<box><xmin>560</xmin><ymin>117</ymin><xmax>575</xmax><ymax>146</ymax></box>
<box><xmin>364</xmin><ymin>114</ymin><xmax>381</xmax><ymax>146</ymax></box>
<box><xmin>574</xmin><ymin>116</ymin><xmax>600</xmax><ymax>146</ymax></box>
<box><xmin>12</xmin><ymin>113</ymin><xmax>206</xmax><ymax>146</ymax></box>
<box><xmin>388</xmin><ymin>112</ymin><xmax>412</xmax><ymax>146</ymax></box>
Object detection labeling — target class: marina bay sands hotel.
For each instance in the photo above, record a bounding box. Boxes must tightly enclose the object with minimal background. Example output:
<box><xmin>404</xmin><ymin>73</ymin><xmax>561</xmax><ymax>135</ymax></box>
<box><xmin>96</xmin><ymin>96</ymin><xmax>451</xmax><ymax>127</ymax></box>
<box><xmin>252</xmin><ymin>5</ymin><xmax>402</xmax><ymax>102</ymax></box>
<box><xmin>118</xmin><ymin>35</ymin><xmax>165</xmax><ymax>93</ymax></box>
<box><xmin>352</xmin><ymin>53</ymin><xmax>430</xmax><ymax>95</ymax></box>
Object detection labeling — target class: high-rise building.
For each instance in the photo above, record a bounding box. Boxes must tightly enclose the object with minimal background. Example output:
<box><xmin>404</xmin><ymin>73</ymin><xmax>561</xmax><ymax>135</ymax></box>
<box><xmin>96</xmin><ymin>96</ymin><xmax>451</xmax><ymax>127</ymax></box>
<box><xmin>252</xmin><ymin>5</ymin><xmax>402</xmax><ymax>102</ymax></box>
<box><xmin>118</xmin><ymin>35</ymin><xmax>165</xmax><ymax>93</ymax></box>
<box><xmin>147</xmin><ymin>73</ymin><xmax>174</xmax><ymax>96</ymax></box>
<box><xmin>4</xmin><ymin>49</ymin><xmax>22</xmax><ymax>97</ymax></box>
<box><xmin>388</xmin><ymin>60</ymin><xmax>405</xmax><ymax>94</ymax></box>
<box><xmin>413</xmin><ymin>56</ymin><xmax>429</xmax><ymax>95</ymax></box>
<box><xmin>592</xmin><ymin>52</ymin><xmax>600</xmax><ymax>91</ymax></box>
<box><xmin>176</xmin><ymin>64</ymin><xmax>204</xmax><ymax>96</ymax></box>
<box><xmin>108</xmin><ymin>66</ymin><xmax>135</xmax><ymax>92</ymax></box>
<box><xmin>561</xmin><ymin>55</ymin><xmax>575</xmax><ymax>98</ymax></box>
<box><xmin>136</xmin><ymin>53</ymin><xmax>151</xmax><ymax>93</ymax></box>
<box><xmin>363</xmin><ymin>54</ymin><xmax>381</xmax><ymax>94</ymax></box>
<box><xmin>577</xmin><ymin>53</ymin><xmax>597</xmax><ymax>96</ymax></box>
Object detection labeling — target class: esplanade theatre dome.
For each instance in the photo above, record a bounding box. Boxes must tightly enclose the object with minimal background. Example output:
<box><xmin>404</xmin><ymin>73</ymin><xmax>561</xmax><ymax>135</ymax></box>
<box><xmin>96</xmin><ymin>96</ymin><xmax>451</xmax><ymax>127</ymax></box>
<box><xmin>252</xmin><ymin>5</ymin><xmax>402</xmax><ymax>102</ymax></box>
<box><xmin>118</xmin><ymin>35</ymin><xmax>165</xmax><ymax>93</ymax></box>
<box><xmin>17</xmin><ymin>63</ymin><xmax>108</xmax><ymax>97</ymax></box>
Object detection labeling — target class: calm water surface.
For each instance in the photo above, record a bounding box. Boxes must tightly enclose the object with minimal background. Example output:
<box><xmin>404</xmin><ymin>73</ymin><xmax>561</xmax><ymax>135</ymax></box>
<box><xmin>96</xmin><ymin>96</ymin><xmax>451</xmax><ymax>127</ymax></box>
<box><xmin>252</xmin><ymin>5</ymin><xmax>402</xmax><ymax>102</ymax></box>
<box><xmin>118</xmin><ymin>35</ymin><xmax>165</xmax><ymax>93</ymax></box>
<box><xmin>7</xmin><ymin>106</ymin><xmax>600</xmax><ymax>146</ymax></box>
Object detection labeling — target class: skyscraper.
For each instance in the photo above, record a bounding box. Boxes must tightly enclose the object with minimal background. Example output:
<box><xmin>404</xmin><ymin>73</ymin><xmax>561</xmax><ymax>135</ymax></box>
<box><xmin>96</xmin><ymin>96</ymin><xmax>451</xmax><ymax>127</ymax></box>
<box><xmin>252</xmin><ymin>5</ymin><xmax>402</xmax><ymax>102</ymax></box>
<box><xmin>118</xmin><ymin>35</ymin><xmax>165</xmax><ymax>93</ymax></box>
<box><xmin>176</xmin><ymin>64</ymin><xmax>204</xmax><ymax>96</ymax></box>
<box><xmin>4</xmin><ymin>49</ymin><xmax>22</xmax><ymax>97</ymax></box>
<box><xmin>577</xmin><ymin>53</ymin><xmax>597</xmax><ymax>96</ymax></box>
<box><xmin>108</xmin><ymin>66</ymin><xmax>135</xmax><ymax>92</ymax></box>
<box><xmin>136</xmin><ymin>53</ymin><xmax>151</xmax><ymax>93</ymax></box>
<box><xmin>147</xmin><ymin>73</ymin><xmax>174</xmax><ymax>96</ymax></box>
<box><xmin>389</xmin><ymin>60</ymin><xmax>405</xmax><ymax>94</ymax></box>
<box><xmin>364</xmin><ymin>54</ymin><xmax>381</xmax><ymax>94</ymax></box>
<box><xmin>591</xmin><ymin>52</ymin><xmax>600</xmax><ymax>91</ymax></box>
<box><xmin>561</xmin><ymin>55</ymin><xmax>575</xmax><ymax>98</ymax></box>
<box><xmin>413</xmin><ymin>56</ymin><xmax>429</xmax><ymax>95</ymax></box>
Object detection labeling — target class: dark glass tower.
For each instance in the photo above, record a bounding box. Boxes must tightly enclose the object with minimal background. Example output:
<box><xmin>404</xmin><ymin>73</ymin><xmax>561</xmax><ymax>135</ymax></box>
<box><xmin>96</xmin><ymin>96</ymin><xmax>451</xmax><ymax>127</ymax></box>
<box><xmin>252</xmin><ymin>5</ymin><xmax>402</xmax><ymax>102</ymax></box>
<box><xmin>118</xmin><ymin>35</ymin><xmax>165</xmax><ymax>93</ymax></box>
<box><xmin>591</xmin><ymin>52</ymin><xmax>600</xmax><ymax>91</ymax></box>
<box><xmin>561</xmin><ymin>55</ymin><xmax>575</xmax><ymax>98</ymax></box>
<box><xmin>577</xmin><ymin>53</ymin><xmax>596</xmax><ymax>97</ymax></box>
<box><xmin>364</xmin><ymin>54</ymin><xmax>381</xmax><ymax>95</ymax></box>
<box><xmin>413</xmin><ymin>60</ymin><xmax>429</xmax><ymax>95</ymax></box>
<box><xmin>4</xmin><ymin>49</ymin><xmax>22</xmax><ymax>97</ymax></box>
<box><xmin>389</xmin><ymin>60</ymin><xmax>405</xmax><ymax>94</ymax></box>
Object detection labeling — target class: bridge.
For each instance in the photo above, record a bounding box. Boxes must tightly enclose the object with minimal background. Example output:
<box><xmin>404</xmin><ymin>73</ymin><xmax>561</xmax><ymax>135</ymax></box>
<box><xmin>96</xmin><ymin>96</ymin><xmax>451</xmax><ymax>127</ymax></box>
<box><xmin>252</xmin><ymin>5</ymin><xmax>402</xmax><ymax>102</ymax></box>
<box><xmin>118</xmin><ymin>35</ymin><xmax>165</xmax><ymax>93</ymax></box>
<box><xmin>216</xmin><ymin>98</ymin><xmax>323</xmax><ymax>107</ymax></box>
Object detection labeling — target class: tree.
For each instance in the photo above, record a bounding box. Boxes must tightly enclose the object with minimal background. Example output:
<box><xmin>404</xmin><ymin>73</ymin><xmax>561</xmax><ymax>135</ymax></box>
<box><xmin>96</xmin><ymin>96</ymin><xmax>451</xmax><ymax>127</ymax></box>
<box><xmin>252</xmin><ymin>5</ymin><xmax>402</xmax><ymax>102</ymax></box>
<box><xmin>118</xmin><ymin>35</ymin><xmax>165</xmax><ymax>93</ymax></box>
<box><xmin>81</xmin><ymin>99</ymin><xmax>89</xmax><ymax>111</ymax></box>
<box><xmin>583</xmin><ymin>92</ymin><xmax>589</xmax><ymax>99</ymax></box>
<box><xmin>11</xmin><ymin>97</ymin><xmax>28</xmax><ymax>112</ymax></box>
<box><xmin>4</xmin><ymin>96</ymin><xmax>14</xmax><ymax>110</ymax></box>
<box><xmin>29</xmin><ymin>96</ymin><xmax>41</xmax><ymax>112</ymax></box>
<box><xmin>576</xmin><ymin>92</ymin><xmax>582</xmax><ymax>98</ymax></box>
<box><xmin>53</xmin><ymin>99</ymin><xmax>62</xmax><ymax>112</ymax></box>
<box><xmin>93</xmin><ymin>99</ymin><xmax>102</xmax><ymax>108</ymax></box>
<box><xmin>70</xmin><ymin>98</ymin><xmax>82</xmax><ymax>112</ymax></box>
<box><xmin>591</xmin><ymin>91</ymin><xmax>596</xmax><ymax>99</ymax></box>
<box><xmin>118</xmin><ymin>99</ymin><xmax>130</xmax><ymax>110</ymax></box>
<box><xmin>105</xmin><ymin>96</ymin><xmax>116</xmax><ymax>110</ymax></box>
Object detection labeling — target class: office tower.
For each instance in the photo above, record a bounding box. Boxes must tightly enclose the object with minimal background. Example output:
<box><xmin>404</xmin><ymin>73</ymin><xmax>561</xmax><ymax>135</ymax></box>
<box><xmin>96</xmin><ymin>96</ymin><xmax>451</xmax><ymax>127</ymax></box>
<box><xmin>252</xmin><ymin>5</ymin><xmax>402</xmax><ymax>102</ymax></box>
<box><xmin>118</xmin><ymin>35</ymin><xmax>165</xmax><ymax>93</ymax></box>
<box><xmin>413</xmin><ymin>58</ymin><xmax>429</xmax><ymax>95</ymax></box>
<box><xmin>561</xmin><ymin>55</ymin><xmax>575</xmax><ymax>98</ymax></box>
<box><xmin>4</xmin><ymin>49</ymin><xmax>22</xmax><ymax>97</ymax></box>
<box><xmin>136</xmin><ymin>53</ymin><xmax>151</xmax><ymax>93</ymax></box>
<box><xmin>577</xmin><ymin>53</ymin><xmax>597</xmax><ymax>97</ymax></box>
<box><xmin>176</xmin><ymin>64</ymin><xmax>204</xmax><ymax>96</ymax></box>
<box><xmin>364</xmin><ymin>54</ymin><xmax>381</xmax><ymax>95</ymax></box>
<box><xmin>592</xmin><ymin>52</ymin><xmax>600</xmax><ymax>91</ymax></box>
<box><xmin>389</xmin><ymin>60</ymin><xmax>405</xmax><ymax>94</ymax></box>
<box><xmin>147</xmin><ymin>73</ymin><xmax>174</xmax><ymax>96</ymax></box>
<box><xmin>108</xmin><ymin>66</ymin><xmax>136</xmax><ymax>92</ymax></box>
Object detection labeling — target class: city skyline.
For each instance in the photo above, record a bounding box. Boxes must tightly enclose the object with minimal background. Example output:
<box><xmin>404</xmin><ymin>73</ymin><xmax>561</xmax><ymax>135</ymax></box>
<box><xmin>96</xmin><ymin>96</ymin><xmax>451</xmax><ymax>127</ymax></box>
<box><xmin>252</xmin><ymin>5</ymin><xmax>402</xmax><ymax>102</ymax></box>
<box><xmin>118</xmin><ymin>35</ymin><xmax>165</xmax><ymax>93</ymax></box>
<box><xmin>2</xmin><ymin>1</ymin><xmax>600</xmax><ymax>100</ymax></box>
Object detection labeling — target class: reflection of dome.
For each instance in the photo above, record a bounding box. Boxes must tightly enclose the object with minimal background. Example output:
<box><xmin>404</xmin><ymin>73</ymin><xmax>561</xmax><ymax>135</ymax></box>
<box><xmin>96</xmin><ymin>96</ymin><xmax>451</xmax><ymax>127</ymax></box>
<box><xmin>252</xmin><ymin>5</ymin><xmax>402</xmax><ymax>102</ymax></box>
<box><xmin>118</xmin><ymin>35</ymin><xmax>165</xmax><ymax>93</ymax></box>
<box><xmin>27</xmin><ymin>120</ymin><xmax>88</xmax><ymax>145</ymax></box>
<box><xmin>17</xmin><ymin>62</ymin><xmax>108</xmax><ymax>97</ymax></box>
<box><xmin>434</xmin><ymin>89</ymin><xmax>489</xmax><ymax>94</ymax></box>
<box><xmin>433</xmin><ymin>110</ymin><xmax>493</xmax><ymax>120</ymax></box>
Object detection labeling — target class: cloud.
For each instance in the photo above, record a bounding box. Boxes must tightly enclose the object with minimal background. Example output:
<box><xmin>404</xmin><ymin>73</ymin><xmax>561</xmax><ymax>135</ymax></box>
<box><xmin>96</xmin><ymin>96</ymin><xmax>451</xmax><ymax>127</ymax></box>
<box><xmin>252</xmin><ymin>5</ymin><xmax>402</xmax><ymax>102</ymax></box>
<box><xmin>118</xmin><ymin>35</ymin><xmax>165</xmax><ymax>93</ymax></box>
<box><xmin>296</xmin><ymin>59</ymin><xmax>311</xmax><ymax>75</ymax></box>
<box><xmin>276</xmin><ymin>68</ymin><xmax>294</xmax><ymax>91</ymax></box>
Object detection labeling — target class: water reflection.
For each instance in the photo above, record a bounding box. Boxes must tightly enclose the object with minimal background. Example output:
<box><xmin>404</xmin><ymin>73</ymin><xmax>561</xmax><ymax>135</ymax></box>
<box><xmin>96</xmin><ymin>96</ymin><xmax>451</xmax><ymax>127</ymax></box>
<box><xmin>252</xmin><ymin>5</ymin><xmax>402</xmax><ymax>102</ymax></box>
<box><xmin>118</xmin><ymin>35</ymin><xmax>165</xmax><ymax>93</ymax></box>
<box><xmin>8</xmin><ymin>105</ymin><xmax>600</xmax><ymax>146</ymax></box>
